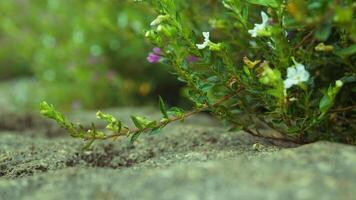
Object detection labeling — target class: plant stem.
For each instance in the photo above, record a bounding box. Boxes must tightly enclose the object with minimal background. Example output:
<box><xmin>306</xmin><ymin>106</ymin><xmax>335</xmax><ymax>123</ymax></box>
<box><xmin>87</xmin><ymin>91</ymin><xmax>238</xmax><ymax>141</ymax></box>
<box><xmin>330</xmin><ymin>105</ymin><xmax>356</xmax><ymax>113</ymax></box>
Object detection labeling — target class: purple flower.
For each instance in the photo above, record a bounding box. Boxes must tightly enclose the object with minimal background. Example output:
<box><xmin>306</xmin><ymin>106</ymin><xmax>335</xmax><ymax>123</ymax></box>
<box><xmin>147</xmin><ymin>47</ymin><xmax>163</xmax><ymax>63</ymax></box>
<box><xmin>147</xmin><ymin>52</ymin><xmax>161</xmax><ymax>63</ymax></box>
<box><xmin>153</xmin><ymin>47</ymin><xmax>163</xmax><ymax>55</ymax></box>
<box><xmin>187</xmin><ymin>55</ymin><xmax>199</xmax><ymax>63</ymax></box>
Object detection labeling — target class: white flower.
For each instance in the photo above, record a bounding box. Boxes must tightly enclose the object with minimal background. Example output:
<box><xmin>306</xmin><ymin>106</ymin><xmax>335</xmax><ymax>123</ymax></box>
<box><xmin>196</xmin><ymin>32</ymin><xmax>210</xmax><ymax>49</ymax></box>
<box><xmin>283</xmin><ymin>63</ymin><xmax>310</xmax><ymax>89</ymax></box>
<box><xmin>248</xmin><ymin>11</ymin><xmax>270</xmax><ymax>38</ymax></box>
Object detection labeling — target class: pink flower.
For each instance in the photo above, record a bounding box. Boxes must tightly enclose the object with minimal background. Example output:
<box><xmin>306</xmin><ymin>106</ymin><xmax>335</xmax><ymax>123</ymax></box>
<box><xmin>147</xmin><ymin>47</ymin><xmax>163</xmax><ymax>63</ymax></box>
<box><xmin>153</xmin><ymin>47</ymin><xmax>163</xmax><ymax>55</ymax></box>
<box><xmin>147</xmin><ymin>53</ymin><xmax>161</xmax><ymax>63</ymax></box>
<box><xmin>187</xmin><ymin>55</ymin><xmax>199</xmax><ymax>63</ymax></box>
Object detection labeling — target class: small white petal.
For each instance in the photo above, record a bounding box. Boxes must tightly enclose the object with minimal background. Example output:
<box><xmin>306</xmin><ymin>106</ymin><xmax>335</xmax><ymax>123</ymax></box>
<box><xmin>284</xmin><ymin>79</ymin><xmax>295</xmax><ymax>89</ymax></box>
<box><xmin>300</xmin><ymin>71</ymin><xmax>310</xmax><ymax>82</ymax></box>
<box><xmin>202</xmin><ymin>32</ymin><xmax>210</xmax><ymax>39</ymax></box>
<box><xmin>248</xmin><ymin>29</ymin><xmax>257</xmax><ymax>37</ymax></box>
<box><xmin>295</xmin><ymin>64</ymin><xmax>309</xmax><ymax>82</ymax></box>
<box><xmin>295</xmin><ymin>63</ymin><xmax>305</xmax><ymax>72</ymax></box>
<box><xmin>261</xmin><ymin>11</ymin><xmax>269</xmax><ymax>24</ymax></box>
<box><xmin>286</xmin><ymin>67</ymin><xmax>296</xmax><ymax>78</ymax></box>
<box><xmin>196</xmin><ymin>44</ymin><xmax>205</xmax><ymax>49</ymax></box>
<box><xmin>196</xmin><ymin>41</ymin><xmax>209</xmax><ymax>49</ymax></box>
<box><xmin>196</xmin><ymin>32</ymin><xmax>210</xmax><ymax>49</ymax></box>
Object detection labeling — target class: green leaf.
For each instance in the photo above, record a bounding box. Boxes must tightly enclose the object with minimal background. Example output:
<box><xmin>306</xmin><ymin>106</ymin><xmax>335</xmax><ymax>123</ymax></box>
<box><xmin>315</xmin><ymin>23</ymin><xmax>332</xmax><ymax>41</ymax></box>
<box><xmin>131</xmin><ymin>116</ymin><xmax>156</xmax><ymax>130</ymax></box>
<box><xmin>340</xmin><ymin>75</ymin><xmax>356</xmax><ymax>83</ymax></box>
<box><xmin>149</xmin><ymin>127</ymin><xmax>162</xmax><ymax>135</ymax></box>
<box><xmin>40</xmin><ymin>101</ymin><xmax>66</xmax><ymax>124</ymax></box>
<box><xmin>96</xmin><ymin>111</ymin><xmax>122</xmax><ymax>132</ymax></box>
<box><xmin>335</xmin><ymin>45</ymin><xmax>356</xmax><ymax>57</ymax></box>
<box><xmin>130</xmin><ymin>132</ymin><xmax>141</xmax><ymax>144</ymax></box>
<box><xmin>158</xmin><ymin>96</ymin><xmax>169</xmax><ymax>119</ymax></box>
<box><xmin>319</xmin><ymin>95</ymin><xmax>332</xmax><ymax>114</ymax></box>
<box><xmin>319</xmin><ymin>82</ymin><xmax>343</xmax><ymax>116</ymax></box>
<box><xmin>167</xmin><ymin>107</ymin><xmax>185</xmax><ymax>118</ymax></box>
<box><xmin>242</xmin><ymin>4</ymin><xmax>249</xmax><ymax>21</ymax></box>
<box><xmin>246</xmin><ymin>0</ymin><xmax>279</xmax><ymax>8</ymax></box>
<box><xmin>82</xmin><ymin>139</ymin><xmax>95</xmax><ymax>150</ymax></box>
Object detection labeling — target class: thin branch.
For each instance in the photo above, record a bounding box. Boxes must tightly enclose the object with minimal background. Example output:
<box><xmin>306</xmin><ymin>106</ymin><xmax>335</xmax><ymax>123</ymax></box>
<box><xmin>89</xmin><ymin>91</ymin><xmax>239</xmax><ymax>141</ymax></box>
<box><xmin>242</xmin><ymin>127</ymin><xmax>303</xmax><ymax>144</ymax></box>
<box><xmin>293</xmin><ymin>30</ymin><xmax>314</xmax><ymax>50</ymax></box>
<box><xmin>330</xmin><ymin>105</ymin><xmax>356</xmax><ymax>113</ymax></box>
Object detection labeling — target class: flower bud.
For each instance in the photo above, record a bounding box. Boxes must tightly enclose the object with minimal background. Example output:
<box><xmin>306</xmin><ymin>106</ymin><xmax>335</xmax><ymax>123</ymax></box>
<box><xmin>315</xmin><ymin>43</ymin><xmax>334</xmax><ymax>52</ymax></box>
<box><xmin>336</xmin><ymin>80</ymin><xmax>343</xmax><ymax>88</ymax></box>
<box><xmin>150</xmin><ymin>15</ymin><xmax>169</xmax><ymax>26</ymax></box>
<box><xmin>209</xmin><ymin>42</ymin><xmax>223</xmax><ymax>51</ymax></box>
<box><xmin>145</xmin><ymin>31</ymin><xmax>150</xmax><ymax>38</ymax></box>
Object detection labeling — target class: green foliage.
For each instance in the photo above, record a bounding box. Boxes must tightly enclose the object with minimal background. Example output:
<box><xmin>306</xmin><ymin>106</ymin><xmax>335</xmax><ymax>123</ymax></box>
<box><xmin>41</xmin><ymin>97</ymin><xmax>191</xmax><ymax>148</ymax></box>
<box><xmin>0</xmin><ymin>0</ymin><xmax>179</xmax><ymax>110</ymax></box>
<box><xmin>140</xmin><ymin>0</ymin><xmax>355</xmax><ymax>143</ymax></box>
<box><xmin>247</xmin><ymin>0</ymin><xmax>279</xmax><ymax>8</ymax></box>
<box><xmin>96</xmin><ymin>111</ymin><xmax>122</xmax><ymax>133</ymax></box>
<box><xmin>158</xmin><ymin>96</ymin><xmax>169</xmax><ymax>119</ymax></box>
<box><xmin>319</xmin><ymin>81</ymin><xmax>343</xmax><ymax>116</ymax></box>
<box><xmin>41</xmin><ymin>0</ymin><xmax>356</xmax><ymax>146</ymax></box>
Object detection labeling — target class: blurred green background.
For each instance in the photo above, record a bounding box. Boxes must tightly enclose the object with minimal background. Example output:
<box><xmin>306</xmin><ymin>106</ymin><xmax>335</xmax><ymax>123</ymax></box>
<box><xmin>0</xmin><ymin>0</ymin><xmax>182</xmax><ymax>112</ymax></box>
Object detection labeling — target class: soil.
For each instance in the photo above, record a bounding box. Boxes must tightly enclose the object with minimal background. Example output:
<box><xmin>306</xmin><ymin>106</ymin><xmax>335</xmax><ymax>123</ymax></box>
<box><xmin>0</xmin><ymin>107</ymin><xmax>355</xmax><ymax>200</ymax></box>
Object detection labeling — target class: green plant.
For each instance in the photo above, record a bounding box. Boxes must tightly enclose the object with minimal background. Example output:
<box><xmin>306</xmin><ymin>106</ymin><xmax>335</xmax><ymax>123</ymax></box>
<box><xmin>41</xmin><ymin>0</ymin><xmax>356</xmax><ymax>148</ymax></box>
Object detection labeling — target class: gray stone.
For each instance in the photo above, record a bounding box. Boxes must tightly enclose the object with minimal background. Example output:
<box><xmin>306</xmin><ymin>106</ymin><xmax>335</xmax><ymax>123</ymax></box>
<box><xmin>0</xmin><ymin>109</ymin><xmax>354</xmax><ymax>200</ymax></box>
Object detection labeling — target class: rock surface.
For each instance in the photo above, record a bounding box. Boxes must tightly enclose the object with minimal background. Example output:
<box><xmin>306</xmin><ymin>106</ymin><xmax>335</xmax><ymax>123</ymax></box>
<box><xmin>0</xmin><ymin>108</ymin><xmax>355</xmax><ymax>200</ymax></box>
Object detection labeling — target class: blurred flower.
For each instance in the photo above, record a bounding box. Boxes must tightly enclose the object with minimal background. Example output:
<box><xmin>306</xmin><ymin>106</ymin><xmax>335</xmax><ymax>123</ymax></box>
<box><xmin>284</xmin><ymin>62</ymin><xmax>310</xmax><ymax>89</ymax></box>
<box><xmin>107</xmin><ymin>70</ymin><xmax>117</xmax><ymax>81</ymax></box>
<box><xmin>187</xmin><ymin>55</ymin><xmax>199</xmax><ymax>63</ymax></box>
<box><xmin>147</xmin><ymin>53</ymin><xmax>161</xmax><ymax>63</ymax></box>
<box><xmin>248</xmin><ymin>11</ymin><xmax>271</xmax><ymax>37</ymax></box>
<box><xmin>147</xmin><ymin>47</ymin><xmax>163</xmax><ymax>63</ymax></box>
<box><xmin>196</xmin><ymin>32</ymin><xmax>210</xmax><ymax>49</ymax></box>
<box><xmin>150</xmin><ymin>15</ymin><xmax>168</xmax><ymax>26</ymax></box>
<box><xmin>153</xmin><ymin>47</ymin><xmax>163</xmax><ymax>55</ymax></box>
